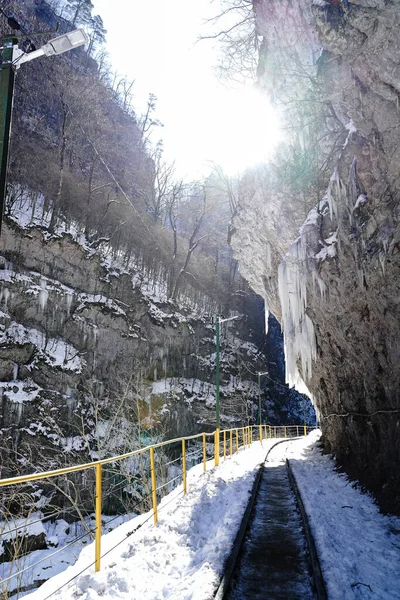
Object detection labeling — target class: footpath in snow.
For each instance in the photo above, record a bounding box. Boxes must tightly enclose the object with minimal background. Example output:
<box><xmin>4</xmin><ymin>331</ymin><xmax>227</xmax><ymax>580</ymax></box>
<box><xmin>24</xmin><ymin>431</ymin><xmax>400</xmax><ymax>600</ymax></box>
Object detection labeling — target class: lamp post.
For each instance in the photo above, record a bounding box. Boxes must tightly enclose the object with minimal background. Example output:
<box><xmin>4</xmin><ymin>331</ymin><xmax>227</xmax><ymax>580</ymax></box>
<box><xmin>214</xmin><ymin>314</ymin><xmax>238</xmax><ymax>466</ymax></box>
<box><xmin>258</xmin><ymin>371</ymin><xmax>268</xmax><ymax>441</ymax></box>
<box><xmin>0</xmin><ymin>28</ymin><xmax>88</xmax><ymax>233</ymax></box>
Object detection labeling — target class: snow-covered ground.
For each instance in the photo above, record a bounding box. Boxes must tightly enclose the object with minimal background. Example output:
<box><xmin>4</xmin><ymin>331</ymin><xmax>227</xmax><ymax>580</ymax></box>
<box><xmin>21</xmin><ymin>431</ymin><xmax>400</xmax><ymax>600</ymax></box>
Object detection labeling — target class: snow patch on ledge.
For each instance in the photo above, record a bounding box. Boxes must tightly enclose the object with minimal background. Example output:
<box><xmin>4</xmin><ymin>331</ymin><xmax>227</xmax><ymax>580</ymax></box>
<box><xmin>0</xmin><ymin>322</ymin><xmax>83</xmax><ymax>373</ymax></box>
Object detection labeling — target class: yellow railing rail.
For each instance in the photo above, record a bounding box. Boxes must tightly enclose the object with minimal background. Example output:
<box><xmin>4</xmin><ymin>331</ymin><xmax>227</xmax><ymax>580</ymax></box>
<box><xmin>0</xmin><ymin>424</ymin><xmax>316</xmax><ymax>581</ymax></box>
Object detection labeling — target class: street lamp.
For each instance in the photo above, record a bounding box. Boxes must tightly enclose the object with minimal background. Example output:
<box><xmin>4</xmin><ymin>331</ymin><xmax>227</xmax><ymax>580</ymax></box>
<box><xmin>258</xmin><ymin>371</ymin><xmax>268</xmax><ymax>441</ymax></box>
<box><xmin>214</xmin><ymin>314</ymin><xmax>239</xmax><ymax>466</ymax></box>
<box><xmin>0</xmin><ymin>28</ymin><xmax>88</xmax><ymax>233</ymax></box>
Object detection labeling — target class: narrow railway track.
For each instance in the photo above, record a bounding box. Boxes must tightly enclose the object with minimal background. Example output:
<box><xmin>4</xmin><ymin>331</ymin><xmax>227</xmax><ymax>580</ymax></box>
<box><xmin>215</xmin><ymin>440</ymin><xmax>327</xmax><ymax>600</ymax></box>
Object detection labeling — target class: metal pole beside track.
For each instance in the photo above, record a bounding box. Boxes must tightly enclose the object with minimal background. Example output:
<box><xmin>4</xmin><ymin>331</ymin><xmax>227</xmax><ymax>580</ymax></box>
<box><xmin>182</xmin><ymin>439</ymin><xmax>187</xmax><ymax>494</ymax></box>
<box><xmin>95</xmin><ymin>463</ymin><xmax>102</xmax><ymax>572</ymax></box>
<box><xmin>150</xmin><ymin>446</ymin><xmax>158</xmax><ymax>524</ymax></box>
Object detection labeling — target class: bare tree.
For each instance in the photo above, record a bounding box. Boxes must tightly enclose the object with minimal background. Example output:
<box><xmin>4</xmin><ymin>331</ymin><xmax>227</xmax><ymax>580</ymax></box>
<box><xmin>200</xmin><ymin>0</ymin><xmax>258</xmax><ymax>83</ymax></box>
<box><xmin>170</xmin><ymin>185</ymin><xmax>207</xmax><ymax>300</ymax></box>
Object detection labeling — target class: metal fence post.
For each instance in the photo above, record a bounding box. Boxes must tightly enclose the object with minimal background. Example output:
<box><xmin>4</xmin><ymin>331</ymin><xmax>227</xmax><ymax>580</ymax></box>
<box><xmin>236</xmin><ymin>428</ymin><xmax>239</xmax><ymax>452</ymax></box>
<box><xmin>230</xmin><ymin>430</ymin><xmax>233</xmax><ymax>456</ymax></box>
<box><xmin>95</xmin><ymin>463</ymin><xmax>102</xmax><ymax>572</ymax></box>
<box><xmin>223</xmin><ymin>430</ymin><xmax>226</xmax><ymax>459</ymax></box>
<box><xmin>150</xmin><ymin>446</ymin><xmax>158</xmax><ymax>524</ymax></box>
<box><xmin>182</xmin><ymin>439</ymin><xmax>187</xmax><ymax>493</ymax></box>
<box><xmin>304</xmin><ymin>425</ymin><xmax>307</xmax><ymax>436</ymax></box>
<box><xmin>284</xmin><ymin>426</ymin><xmax>287</xmax><ymax>438</ymax></box>
<box><xmin>214</xmin><ymin>429</ymin><xmax>220</xmax><ymax>466</ymax></box>
<box><xmin>242</xmin><ymin>427</ymin><xmax>245</xmax><ymax>448</ymax></box>
<box><xmin>203</xmin><ymin>433</ymin><xmax>207</xmax><ymax>472</ymax></box>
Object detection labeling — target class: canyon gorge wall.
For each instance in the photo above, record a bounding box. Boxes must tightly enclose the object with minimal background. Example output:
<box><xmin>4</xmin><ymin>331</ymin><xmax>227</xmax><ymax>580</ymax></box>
<box><xmin>233</xmin><ymin>0</ymin><xmax>400</xmax><ymax>512</ymax></box>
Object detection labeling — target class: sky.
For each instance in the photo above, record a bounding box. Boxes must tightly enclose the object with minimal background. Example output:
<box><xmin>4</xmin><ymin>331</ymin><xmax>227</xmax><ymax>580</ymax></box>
<box><xmin>92</xmin><ymin>0</ymin><xmax>281</xmax><ymax>180</ymax></box>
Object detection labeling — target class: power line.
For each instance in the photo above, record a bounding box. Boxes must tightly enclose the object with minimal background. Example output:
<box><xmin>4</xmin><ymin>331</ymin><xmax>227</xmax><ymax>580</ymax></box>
<box><xmin>321</xmin><ymin>409</ymin><xmax>400</xmax><ymax>420</ymax></box>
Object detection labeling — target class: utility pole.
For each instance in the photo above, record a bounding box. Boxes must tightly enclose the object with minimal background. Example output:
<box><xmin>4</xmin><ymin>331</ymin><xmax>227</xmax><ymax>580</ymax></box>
<box><xmin>0</xmin><ymin>37</ymin><xmax>17</xmax><ymax>229</ymax></box>
<box><xmin>0</xmin><ymin>27</ymin><xmax>87</xmax><ymax>234</ymax></box>
<box><xmin>214</xmin><ymin>314</ymin><xmax>238</xmax><ymax>466</ymax></box>
<box><xmin>258</xmin><ymin>371</ymin><xmax>268</xmax><ymax>441</ymax></box>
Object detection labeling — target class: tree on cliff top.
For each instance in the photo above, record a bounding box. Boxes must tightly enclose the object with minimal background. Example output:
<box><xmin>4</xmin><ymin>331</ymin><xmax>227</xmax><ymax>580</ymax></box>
<box><xmin>66</xmin><ymin>0</ymin><xmax>94</xmax><ymax>26</ymax></box>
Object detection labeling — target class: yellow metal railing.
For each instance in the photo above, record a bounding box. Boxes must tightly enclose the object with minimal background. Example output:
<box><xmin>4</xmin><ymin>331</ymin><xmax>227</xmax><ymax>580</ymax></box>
<box><xmin>0</xmin><ymin>423</ymin><xmax>316</xmax><ymax>587</ymax></box>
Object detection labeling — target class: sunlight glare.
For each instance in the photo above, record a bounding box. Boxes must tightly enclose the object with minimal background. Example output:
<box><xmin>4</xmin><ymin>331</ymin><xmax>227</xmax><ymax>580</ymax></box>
<box><xmin>203</xmin><ymin>86</ymin><xmax>281</xmax><ymax>175</ymax></box>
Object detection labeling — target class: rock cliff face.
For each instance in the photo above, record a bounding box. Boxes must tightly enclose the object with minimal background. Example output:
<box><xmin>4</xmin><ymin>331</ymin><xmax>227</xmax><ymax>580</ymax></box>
<box><xmin>233</xmin><ymin>0</ymin><xmax>400</xmax><ymax>512</ymax></box>
<box><xmin>0</xmin><ymin>205</ymin><xmax>275</xmax><ymax>475</ymax></box>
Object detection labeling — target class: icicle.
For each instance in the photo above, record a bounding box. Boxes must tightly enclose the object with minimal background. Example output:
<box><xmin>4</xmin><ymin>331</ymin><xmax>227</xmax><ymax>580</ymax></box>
<box><xmin>38</xmin><ymin>278</ymin><xmax>48</xmax><ymax>311</ymax></box>
<box><xmin>66</xmin><ymin>292</ymin><xmax>73</xmax><ymax>316</ymax></box>
<box><xmin>264</xmin><ymin>297</ymin><xmax>269</xmax><ymax>336</ymax></box>
<box><xmin>358</xmin><ymin>267</ymin><xmax>364</xmax><ymax>288</ymax></box>
<box><xmin>378</xmin><ymin>252</ymin><xmax>385</xmax><ymax>275</ymax></box>
<box><xmin>17</xmin><ymin>402</ymin><xmax>23</xmax><ymax>424</ymax></box>
<box><xmin>2</xmin><ymin>288</ymin><xmax>10</xmax><ymax>310</ymax></box>
<box><xmin>278</xmin><ymin>236</ymin><xmax>317</xmax><ymax>400</ymax></box>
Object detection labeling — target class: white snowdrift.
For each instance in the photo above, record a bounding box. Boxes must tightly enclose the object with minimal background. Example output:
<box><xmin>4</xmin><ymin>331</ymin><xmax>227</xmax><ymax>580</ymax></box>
<box><xmin>24</xmin><ymin>431</ymin><xmax>400</xmax><ymax>600</ymax></box>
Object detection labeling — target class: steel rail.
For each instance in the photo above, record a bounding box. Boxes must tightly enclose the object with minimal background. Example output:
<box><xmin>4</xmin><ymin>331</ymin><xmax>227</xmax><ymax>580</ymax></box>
<box><xmin>286</xmin><ymin>459</ymin><xmax>328</xmax><ymax>600</ymax></box>
<box><xmin>214</xmin><ymin>436</ymin><xmax>325</xmax><ymax>600</ymax></box>
<box><xmin>214</xmin><ymin>459</ymin><xmax>266</xmax><ymax>600</ymax></box>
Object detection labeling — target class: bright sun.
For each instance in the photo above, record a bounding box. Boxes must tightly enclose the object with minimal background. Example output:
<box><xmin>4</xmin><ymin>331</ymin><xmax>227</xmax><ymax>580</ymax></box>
<box><xmin>204</xmin><ymin>86</ymin><xmax>282</xmax><ymax>175</ymax></box>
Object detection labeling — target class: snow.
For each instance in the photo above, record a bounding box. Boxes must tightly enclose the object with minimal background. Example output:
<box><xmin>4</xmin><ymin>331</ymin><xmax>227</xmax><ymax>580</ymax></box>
<box><xmin>0</xmin><ymin>322</ymin><xmax>82</xmax><ymax>373</ymax></box>
<box><xmin>1</xmin><ymin>514</ymin><xmax>136</xmax><ymax>599</ymax></box>
<box><xmin>22</xmin><ymin>431</ymin><xmax>400</xmax><ymax>600</ymax></box>
<box><xmin>24</xmin><ymin>441</ymin><xmax>271</xmax><ymax>600</ymax></box>
<box><xmin>151</xmin><ymin>377</ymin><xmax>259</xmax><ymax>415</ymax></box>
<box><xmin>76</xmin><ymin>294</ymin><xmax>127</xmax><ymax>318</ymax></box>
<box><xmin>0</xmin><ymin>513</ymin><xmax>46</xmax><ymax>545</ymax></box>
<box><xmin>0</xmin><ymin>380</ymin><xmax>42</xmax><ymax>404</ymax></box>
<box><xmin>353</xmin><ymin>194</ymin><xmax>368</xmax><ymax>211</ymax></box>
<box><xmin>281</xmin><ymin>431</ymin><xmax>400</xmax><ymax>600</ymax></box>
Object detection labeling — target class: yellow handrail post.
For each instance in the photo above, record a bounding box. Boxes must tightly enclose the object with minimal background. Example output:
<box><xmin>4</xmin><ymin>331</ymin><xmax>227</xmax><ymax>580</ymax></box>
<box><xmin>304</xmin><ymin>425</ymin><xmax>307</xmax><ymax>436</ymax></box>
<box><xmin>236</xmin><ymin>428</ymin><xmax>239</xmax><ymax>452</ymax></box>
<box><xmin>296</xmin><ymin>425</ymin><xmax>299</xmax><ymax>436</ymax></box>
<box><xmin>274</xmin><ymin>426</ymin><xmax>277</xmax><ymax>438</ymax></box>
<box><xmin>182</xmin><ymin>439</ymin><xmax>187</xmax><ymax>493</ymax></box>
<box><xmin>259</xmin><ymin>424</ymin><xmax>262</xmax><ymax>442</ymax></box>
<box><xmin>284</xmin><ymin>426</ymin><xmax>287</xmax><ymax>438</ymax></box>
<box><xmin>223</xmin><ymin>430</ymin><xmax>226</xmax><ymax>459</ymax></box>
<box><xmin>214</xmin><ymin>429</ymin><xmax>220</xmax><ymax>466</ymax></box>
<box><xmin>203</xmin><ymin>433</ymin><xmax>207</xmax><ymax>472</ymax></box>
<box><xmin>242</xmin><ymin>427</ymin><xmax>245</xmax><ymax>448</ymax></box>
<box><xmin>230</xmin><ymin>430</ymin><xmax>233</xmax><ymax>455</ymax></box>
<box><xmin>95</xmin><ymin>463</ymin><xmax>102</xmax><ymax>573</ymax></box>
<box><xmin>150</xmin><ymin>446</ymin><xmax>158</xmax><ymax>524</ymax></box>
